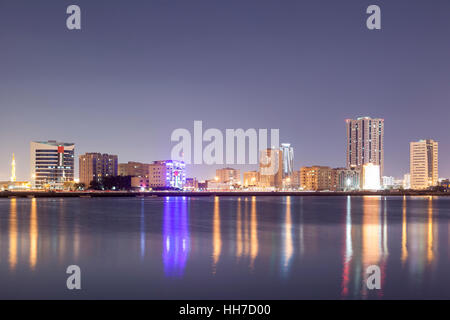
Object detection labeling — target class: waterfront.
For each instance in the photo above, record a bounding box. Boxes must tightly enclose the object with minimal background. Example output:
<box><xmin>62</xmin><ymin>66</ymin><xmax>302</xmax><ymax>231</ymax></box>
<box><xmin>0</xmin><ymin>196</ymin><xmax>449</xmax><ymax>299</ymax></box>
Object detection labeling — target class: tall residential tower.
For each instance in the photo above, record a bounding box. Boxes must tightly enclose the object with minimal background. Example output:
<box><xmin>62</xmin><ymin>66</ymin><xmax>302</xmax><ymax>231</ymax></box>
<box><xmin>346</xmin><ymin>117</ymin><xmax>384</xmax><ymax>176</ymax></box>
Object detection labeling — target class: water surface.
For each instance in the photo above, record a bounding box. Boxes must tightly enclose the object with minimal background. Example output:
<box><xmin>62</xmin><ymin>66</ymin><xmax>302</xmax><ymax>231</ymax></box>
<box><xmin>0</xmin><ymin>196</ymin><xmax>449</xmax><ymax>299</ymax></box>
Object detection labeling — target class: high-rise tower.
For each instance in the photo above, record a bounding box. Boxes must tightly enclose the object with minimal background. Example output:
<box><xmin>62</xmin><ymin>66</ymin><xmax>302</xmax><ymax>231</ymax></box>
<box><xmin>280</xmin><ymin>143</ymin><xmax>294</xmax><ymax>179</ymax></box>
<box><xmin>346</xmin><ymin>117</ymin><xmax>384</xmax><ymax>176</ymax></box>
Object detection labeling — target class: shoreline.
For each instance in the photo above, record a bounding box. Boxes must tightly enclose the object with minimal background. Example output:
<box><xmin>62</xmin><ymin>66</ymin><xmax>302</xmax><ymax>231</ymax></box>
<box><xmin>1</xmin><ymin>190</ymin><xmax>449</xmax><ymax>198</ymax></box>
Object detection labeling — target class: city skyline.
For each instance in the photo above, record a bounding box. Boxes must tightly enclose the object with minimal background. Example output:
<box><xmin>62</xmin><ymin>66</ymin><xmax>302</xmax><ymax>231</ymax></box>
<box><xmin>0</xmin><ymin>119</ymin><xmax>446</xmax><ymax>183</ymax></box>
<box><xmin>1</xmin><ymin>1</ymin><xmax>450</xmax><ymax>180</ymax></box>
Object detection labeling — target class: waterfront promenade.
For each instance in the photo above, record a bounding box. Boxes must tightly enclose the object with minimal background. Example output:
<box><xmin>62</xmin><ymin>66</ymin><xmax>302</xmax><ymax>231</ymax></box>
<box><xmin>1</xmin><ymin>190</ymin><xmax>449</xmax><ymax>198</ymax></box>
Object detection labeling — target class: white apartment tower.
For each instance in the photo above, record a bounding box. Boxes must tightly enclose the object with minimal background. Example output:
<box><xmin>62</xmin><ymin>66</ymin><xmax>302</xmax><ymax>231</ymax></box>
<box><xmin>410</xmin><ymin>139</ymin><xmax>438</xmax><ymax>189</ymax></box>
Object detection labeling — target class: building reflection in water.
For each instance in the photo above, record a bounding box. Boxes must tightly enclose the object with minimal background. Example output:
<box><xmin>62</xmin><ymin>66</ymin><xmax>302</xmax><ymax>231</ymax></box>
<box><xmin>236</xmin><ymin>198</ymin><xmax>242</xmax><ymax>259</ymax></box>
<box><xmin>341</xmin><ymin>196</ymin><xmax>353</xmax><ymax>297</ymax></box>
<box><xmin>406</xmin><ymin>196</ymin><xmax>437</xmax><ymax>285</ymax></box>
<box><xmin>140</xmin><ymin>199</ymin><xmax>145</xmax><ymax>259</ymax></box>
<box><xmin>341</xmin><ymin>196</ymin><xmax>388</xmax><ymax>299</ymax></box>
<box><xmin>234</xmin><ymin>197</ymin><xmax>259</xmax><ymax>271</ymax></box>
<box><xmin>427</xmin><ymin>196</ymin><xmax>435</xmax><ymax>264</ymax></box>
<box><xmin>362</xmin><ymin>196</ymin><xmax>387</xmax><ymax>298</ymax></box>
<box><xmin>282</xmin><ymin>196</ymin><xmax>293</xmax><ymax>275</ymax></box>
<box><xmin>298</xmin><ymin>197</ymin><xmax>305</xmax><ymax>257</ymax></box>
<box><xmin>58</xmin><ymin>199</ymin><xmax>66</xmax><ymax>264</ymax></box>
<box><xmin>163</xmin><ymin>197</ymin><xmax>190</xmax><ymax>277</ymax></box>
<box><xmin>401</xmin><ymin>196</ymin><xmax>408</xmax><ymax>265</ymax></box>
<box><xmin>9</xmin><ymin>198</ymin><xmax>18</xmax><ymax>271</ymax></box>
<box><xmin>250</xmin><ymin>196</ymin><xmax>258</xmax><ymax>270</ymax></box>
<box><xmin>29</xmin><ymin>198</ymin><xmax>38</xmax><ymax>270</ymax></box>
<box><xmin>212</xmin><ymin>196</ymin><xmax>222</xmax><ymax>274</ymax></box>
<box><xmin>73</xmin><ymin>203</ymin><xmax>80</xmax><ymax>261</ymax></box>
<box><xmin>341</xmin><ymin>195</ymin><xmax>442</xmax><ymax>298</ymax></box>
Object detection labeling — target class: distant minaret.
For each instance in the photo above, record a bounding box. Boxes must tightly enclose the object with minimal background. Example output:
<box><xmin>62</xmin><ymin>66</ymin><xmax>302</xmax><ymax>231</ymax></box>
<box><xmin>11</xmin><ymin>153</ymin><xmax>16</xmax><ymax>182</ymax></box>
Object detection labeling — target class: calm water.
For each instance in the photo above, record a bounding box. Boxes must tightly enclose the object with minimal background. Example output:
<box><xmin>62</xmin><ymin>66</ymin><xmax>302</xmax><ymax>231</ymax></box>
<box><xmin>0</xmin><ymin>196</ymin><xmax>450</xmax><ymax>299</ymax></box>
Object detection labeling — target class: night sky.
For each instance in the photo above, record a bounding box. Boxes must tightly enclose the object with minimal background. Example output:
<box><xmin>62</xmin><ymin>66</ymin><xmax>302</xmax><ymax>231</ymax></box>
<box><xmin>0</xmin><ymin>0</ymin><xmax>449</xmax><ymax>181</ymax></box>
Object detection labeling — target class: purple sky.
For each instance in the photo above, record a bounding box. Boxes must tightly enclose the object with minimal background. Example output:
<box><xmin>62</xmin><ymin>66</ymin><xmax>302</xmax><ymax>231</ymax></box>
<box><xmin>0</xmin><ymin>0</ymin><xmax>449</xmax><ymax>181</ymax></box>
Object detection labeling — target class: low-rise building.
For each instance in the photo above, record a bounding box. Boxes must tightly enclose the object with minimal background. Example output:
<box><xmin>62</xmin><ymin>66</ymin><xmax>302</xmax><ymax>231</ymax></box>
<box><xmin>184</xmin><ymin>178</ymin><xmax>198</xmax><ymax>190</ymax></box>
<box><xmin>118</xmin><ymin>161</ymin><xmax>149</xmax><ymax>178</ymax></box>
<box><xmin>300</xmin><ymin>166</ymin><xmax>333</xmax><ymax>191</ymax></box>
<box><xmin>131</xmin><ymin>177</ymin><xmax>149</xmax><ymax>190</ymax></box>
<box><xmin>149</xmin><ymin>160</ymin><xmax>186</xmax><ymax>189</ymax></box>
<box><xmin>333</xmin><ymin>167</ymin><xmax>360</xmax><ymax>191</ymax></box>
<box><xmin>216</xmin><ymin>168</ymin><xmax>241</xmax><ymax>185</ymax></box>
<box><xmin>243</xmin><ymin>171</ymin><xmax>259</xmax><ymax>187</ymax></box>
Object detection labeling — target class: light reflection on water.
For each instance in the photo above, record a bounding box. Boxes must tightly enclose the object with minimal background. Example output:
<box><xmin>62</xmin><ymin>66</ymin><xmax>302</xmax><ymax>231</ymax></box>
<box><xmin>0</xmin><ymin>196</ymin><xmax>449</xmax><ymax>299</ymax></box>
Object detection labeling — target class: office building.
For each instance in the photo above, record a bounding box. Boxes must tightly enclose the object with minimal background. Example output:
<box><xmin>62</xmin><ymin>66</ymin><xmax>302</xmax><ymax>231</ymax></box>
<box><xmin>79</xmin><ymin>153</ymin><xmax>118</xmax><ymax>186</ymax></box>
<box><xmin>346</xmin><ymin>117</ymin><xmax>384</xmax><ymax>176</ymax></box>
<box><xmin>410</xmin><ymin>139</ymin><xmax>439</xmax><ymax>189</ymax></box>
<box><xmin>30</xmin><ymin>140</ymin><xmax>75</xmax><ymax>189</ymax></box>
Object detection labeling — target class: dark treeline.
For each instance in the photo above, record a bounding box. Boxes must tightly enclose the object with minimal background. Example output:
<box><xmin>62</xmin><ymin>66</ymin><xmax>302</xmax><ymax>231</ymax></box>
<box><xmin>89</xmin><ymin>176</ymin><xmax>132</xmax><ymax>191</ymax></box>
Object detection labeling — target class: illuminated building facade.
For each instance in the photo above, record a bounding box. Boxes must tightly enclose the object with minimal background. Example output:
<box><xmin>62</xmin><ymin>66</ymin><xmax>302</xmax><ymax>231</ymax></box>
<box><xmin>382</xmin><ymin>176</ymin><xmax>395</xmax><ymax>189</ymax></box>
<box><xmin>79</xmin><ymin>153</ymin><xmax>118</xmax><ymax>186</ymax></box>
<box><xmin>149</xmin><ymin>160</ymin><xmax>186</xmax><ymax>189</ymax></box>
<box><xmin>440</xmin><ymin>179</ymin><xmax>450</xmax><ymax>191</ymax></box>
<box><xmin>30</xmin><ymin>141</ymin><xmax>75</xmax><ymax>189</ymax></box>
<box><xmin>300</xmin><ymin>166</ymin><xmax>333</xmax><ymax>191</ymax></box>
<box><xmin>259</xmin><ymin>148</ymin><xmax>283</xmax><ymax>189</ymax></box>
<box><xmin>216</xmin><ymin>167</ymin><xmax>241</xmax><ymax>185</ymax></box>
<box><xmin>410</xmin><ymin>139</ymin><xmax>439</xmax><ymax>189</ymax></box>
<box><xmin>362</xmin><ymin>163</ymin><xmax>381</xmax><ymax>190</ymax></box>
<box><xmin>334</xmin><ymin>167</ymin><xmax>360</xmax><ymax>191</ymax></box>
<box><xmin>403</xmin><ymin>173</ymin><xmax>411</xmax><ymax>189</ymax></box>
<box><xmin>291</xmin><ymin>170</ymin><xmax>301</xmax><ymax>189</ymax></box>
<box><xmin>280</xmin><ymin>143</ymin><xmax>294</xmax><ymax>179</ymax></box>
<box><xmin>346</xmin><ymin>117</ymin><xmax>384</xmax><ymax>176</ymax></box>
<box><xmin>131</xmin><ymin>177</ymin><xmax>149</xmax><ymax>190</ymax></box>
<box><xmin>184</xmin><ymin>178</ymin><xmax>198</xmax><ymax>190</ymax></box>
<box><xmin>243</xmin><ymin>171</ymin><xmax>259</xmax><ymax>187</ymax></box>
